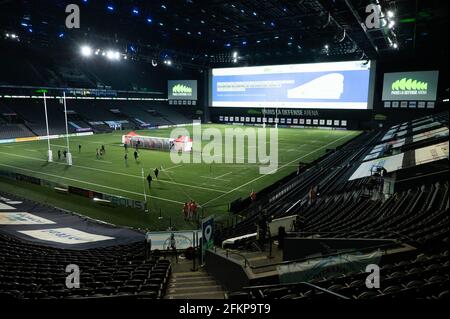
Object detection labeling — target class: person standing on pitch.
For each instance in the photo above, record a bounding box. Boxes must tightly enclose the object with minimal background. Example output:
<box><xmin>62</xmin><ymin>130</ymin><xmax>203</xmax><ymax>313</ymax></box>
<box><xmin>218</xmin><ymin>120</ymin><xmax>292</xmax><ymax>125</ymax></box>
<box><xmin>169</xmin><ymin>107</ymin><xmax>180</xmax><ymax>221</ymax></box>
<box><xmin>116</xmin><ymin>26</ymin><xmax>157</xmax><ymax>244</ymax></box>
<box><xmin>63</xmin><ymin>150</ymin><xmax>67</xmax><ymax>159</ymax></box>
<box><xmin>101</xmin><ymin>145</ymin><xmax>106</xmax><ymax>155</ymax></box>
<box><xmin>96</xmin><ymin>148</ymin><xmax>100</xmax><ymax>159</ymax></box>
<box><xmin>146</xmin><ymin>173</ymin><xmax>153</xmax><ymax>189</ymax></box>
<box><xmin>154</xmin><ymin>167</ymin><xmax>159</xmax><ymax>180</ymax></box>
<box><xmin>78</xmin><ymin>144</ymin><xmax>81</xmax><ymax>153</ymax></box>
<box><xmin>58</xmin><ymin>149</ymin><xmax>61</xmax><ymax>160</ymax></box>
<box><xmin>182</xmin><ymin>202</ymin><xmax>189</xmax><ymax>221</ymax></box>
<box><xmin>134</xmin><ymin>150</ymin><xmax>139</xmax><ymax>161</ymax></box>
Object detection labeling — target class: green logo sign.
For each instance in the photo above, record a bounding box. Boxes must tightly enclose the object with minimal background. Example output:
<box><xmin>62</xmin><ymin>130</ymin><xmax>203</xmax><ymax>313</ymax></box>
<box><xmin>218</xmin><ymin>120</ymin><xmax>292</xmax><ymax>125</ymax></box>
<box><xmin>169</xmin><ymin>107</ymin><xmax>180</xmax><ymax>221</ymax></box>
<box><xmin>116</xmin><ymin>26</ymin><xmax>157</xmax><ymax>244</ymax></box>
<box><xmin>391</xmin><ymin>78</ymin><xmax>428</xmax><ymax>92</ymax></box>
<box><xmin>172</xmin><ymin>84</ymin><xmax>193</xmax><ymax>96</ymax></box>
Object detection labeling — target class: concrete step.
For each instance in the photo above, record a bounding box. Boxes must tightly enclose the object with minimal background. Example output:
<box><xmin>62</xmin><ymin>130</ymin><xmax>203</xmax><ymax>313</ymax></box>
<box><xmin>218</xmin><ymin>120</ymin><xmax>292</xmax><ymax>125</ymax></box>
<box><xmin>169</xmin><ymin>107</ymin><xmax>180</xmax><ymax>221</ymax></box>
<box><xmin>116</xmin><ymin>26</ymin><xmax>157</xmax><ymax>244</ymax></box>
<box><xmin>169</xmin><ymin>280</ymin><xmax>218</xmax><ymax>288</ymax></box>
<box><xmin>170</xmin><ymin>276</ymin><xmax>214</xmax><ymax>282</ymax></box>
<box><xmin>166</xmin><ymin>291</ymin><xmax>225</xmax><ymax>299</ymax></box>
<box><xmin>167</xmin><ymin>284</ymin><xmax>223</xmax><ymax>295</ymax></box>
<box><xmin>165</xmin><ymin>269</ymin><xmax>225</xmax><ymax>299</ymax></box>
<box><xmin>173</xmin><ymin>271</ymin><xmax>210</xmax><ymax>277</ymax></box>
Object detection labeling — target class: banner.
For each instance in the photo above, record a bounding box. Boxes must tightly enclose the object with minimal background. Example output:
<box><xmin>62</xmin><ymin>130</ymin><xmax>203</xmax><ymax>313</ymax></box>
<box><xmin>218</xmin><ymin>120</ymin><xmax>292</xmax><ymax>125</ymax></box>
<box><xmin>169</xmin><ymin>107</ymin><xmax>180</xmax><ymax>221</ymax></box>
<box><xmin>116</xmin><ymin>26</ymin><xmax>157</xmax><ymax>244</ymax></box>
<box><xmin>19</xmin><ymin>227</ymin><xmax>114</xmax><ymax>245</ymax></box>
<box><xmin>146</xmin><ymin>230</ymin><xmax>201</xmax><ymax>250</ymax></box>
<box><xmin>0</xmin><ymin>212</ymin><xmax>56</xmax><ymax>225</ymax></box>
<box><xmin>277</xmin><ymin>251</ymin><xmax>382</xmax><ymax>284</ymax></box>
<box><xmin>201</xmin><ymin>215</ymin><xmax>215</xmax><ymax>265</ymax></box>
<box><xmin>102</xmin><ymin>194</ymin><xmax>146</xmax><ymax>210</ymax></box>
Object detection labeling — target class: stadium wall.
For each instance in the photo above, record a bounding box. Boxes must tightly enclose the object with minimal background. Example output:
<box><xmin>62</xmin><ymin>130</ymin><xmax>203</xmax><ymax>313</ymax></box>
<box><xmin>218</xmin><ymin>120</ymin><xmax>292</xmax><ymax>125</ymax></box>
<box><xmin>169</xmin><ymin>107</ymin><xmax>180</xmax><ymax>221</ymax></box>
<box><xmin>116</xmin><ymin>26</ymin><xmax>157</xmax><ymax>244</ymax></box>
<box><xmin>0</xmin><ymin>169</ymin><xmax>146</xmax><ymax>211</ymax></box>
<box><xmin>0</xmin><ymin>132</ymin><xmax>93</xmax><ymax>144</ymax></box>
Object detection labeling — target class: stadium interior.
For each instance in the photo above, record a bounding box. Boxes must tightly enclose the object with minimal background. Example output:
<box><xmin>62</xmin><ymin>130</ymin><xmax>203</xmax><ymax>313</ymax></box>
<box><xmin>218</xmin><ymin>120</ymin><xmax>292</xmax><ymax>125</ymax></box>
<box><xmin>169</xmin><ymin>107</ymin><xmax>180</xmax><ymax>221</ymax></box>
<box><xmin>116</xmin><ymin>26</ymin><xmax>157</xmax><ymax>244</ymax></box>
<box><xmin>0</xmin><ymin>0</ymin><xmax>448</xmax><ymax>303</ymax></box>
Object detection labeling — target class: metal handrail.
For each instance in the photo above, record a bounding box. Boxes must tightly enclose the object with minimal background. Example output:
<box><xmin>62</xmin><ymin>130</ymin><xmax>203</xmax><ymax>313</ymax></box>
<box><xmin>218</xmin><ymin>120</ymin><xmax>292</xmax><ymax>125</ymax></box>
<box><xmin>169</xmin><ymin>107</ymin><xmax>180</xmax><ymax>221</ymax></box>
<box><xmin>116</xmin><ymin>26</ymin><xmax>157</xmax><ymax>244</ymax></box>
<box><xmin>241</xmin><ymin>281</ymin><xmax>350</xmax><ymax>300</ymax></box>
<box><xmin>212</xmin><ymin>238</ymin><xmax>397</xmax><ymax>272</ymax></box>
<box><xmin>259</xmin><ymin>243</ymin><xmax>392</xmax><ymax>270</ymax></box>
<box><xmin>288</xmin><ymin>229</ymin><xmax>415</xmax><ymax>243</ymax></box>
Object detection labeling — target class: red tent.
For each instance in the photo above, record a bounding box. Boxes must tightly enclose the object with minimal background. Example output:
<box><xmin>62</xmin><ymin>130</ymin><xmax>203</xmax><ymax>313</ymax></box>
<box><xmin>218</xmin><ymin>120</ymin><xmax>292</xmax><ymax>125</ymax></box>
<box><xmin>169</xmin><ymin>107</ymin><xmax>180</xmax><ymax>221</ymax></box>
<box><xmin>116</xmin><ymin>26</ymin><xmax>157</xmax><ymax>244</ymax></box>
<box><xmin>174</xmin><ymin>136</ymin><xmax>192</xmax><ymax>143</ymax></box>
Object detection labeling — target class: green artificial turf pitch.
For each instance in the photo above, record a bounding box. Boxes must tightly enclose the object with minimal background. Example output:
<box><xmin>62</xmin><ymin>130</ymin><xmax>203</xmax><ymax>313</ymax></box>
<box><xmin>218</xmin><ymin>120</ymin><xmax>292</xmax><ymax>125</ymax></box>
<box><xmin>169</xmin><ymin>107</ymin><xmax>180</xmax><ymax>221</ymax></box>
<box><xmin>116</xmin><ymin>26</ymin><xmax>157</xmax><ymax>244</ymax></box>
<box><xmin>0</xmin><ymin>124</ymin><xmax>360</xmax><ymax>230</ymax></box>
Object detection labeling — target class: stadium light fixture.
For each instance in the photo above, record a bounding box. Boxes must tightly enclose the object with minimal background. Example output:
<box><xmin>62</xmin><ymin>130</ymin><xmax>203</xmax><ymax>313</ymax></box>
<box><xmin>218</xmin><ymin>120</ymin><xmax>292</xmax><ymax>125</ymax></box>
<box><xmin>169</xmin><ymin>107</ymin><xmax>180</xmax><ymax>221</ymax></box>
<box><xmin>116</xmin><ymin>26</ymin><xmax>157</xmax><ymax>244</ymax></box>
<box><xmin>388</xmin><ymin>20</ymin><xmax>396</xmax><ymax>29</ymax></box>
<box><xmin>80</xmin><ymin>45</ymin><xmax>93</xmax><ymax>57</ymax></box>
<box><xmin>106</xmin><ymin>50</ymin><xmax>120</xmax><ymax>61</ymax></box>
<box><xmin>387</xmin><ymin>10</ymin><xmax>395</xmax><ymax>18</ymax></box>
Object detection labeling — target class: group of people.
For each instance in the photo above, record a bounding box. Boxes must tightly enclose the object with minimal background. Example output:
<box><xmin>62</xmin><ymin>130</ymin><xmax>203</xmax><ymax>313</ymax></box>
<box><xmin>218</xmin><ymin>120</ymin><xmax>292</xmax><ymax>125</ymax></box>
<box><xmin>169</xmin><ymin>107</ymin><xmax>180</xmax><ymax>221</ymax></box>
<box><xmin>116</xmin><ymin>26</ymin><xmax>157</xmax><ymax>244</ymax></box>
<box><xmin>123</xmin><ymin>142</ymin><xmax>142</xmax><ymax>163</ymax></box>
<box><xmin>124</xmin><ymin>150</ymin><xmax>140</xmax><ymax>162</ymax></box>
<box><xmin>57</xmin><ymin>149</ymin><xmax>68</xmax><ymax>160</ymax></box>
<box><xmin>182</xmin><ymin>200</ymin><xmax>198</xmax><ymax>221</ymax></box>
<box><xmin>146</xmin><ymin>167</ymin><xmax>160</xmax><ymax>188</ymax></box>
<box><xmin>96</xmin><ymin>145</ymin><xmax>106</xmax><ymax>159</ymax></box>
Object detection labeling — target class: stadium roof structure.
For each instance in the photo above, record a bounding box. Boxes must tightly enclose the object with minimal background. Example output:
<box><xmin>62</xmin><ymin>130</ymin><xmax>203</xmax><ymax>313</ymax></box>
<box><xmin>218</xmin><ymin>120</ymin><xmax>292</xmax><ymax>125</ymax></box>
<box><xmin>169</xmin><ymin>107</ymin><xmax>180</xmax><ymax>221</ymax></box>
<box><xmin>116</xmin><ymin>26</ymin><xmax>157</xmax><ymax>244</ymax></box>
<box><xmin>0</xmin><ymin>0</ymin><xmax>448</xmax><ymax>68</ymax></box>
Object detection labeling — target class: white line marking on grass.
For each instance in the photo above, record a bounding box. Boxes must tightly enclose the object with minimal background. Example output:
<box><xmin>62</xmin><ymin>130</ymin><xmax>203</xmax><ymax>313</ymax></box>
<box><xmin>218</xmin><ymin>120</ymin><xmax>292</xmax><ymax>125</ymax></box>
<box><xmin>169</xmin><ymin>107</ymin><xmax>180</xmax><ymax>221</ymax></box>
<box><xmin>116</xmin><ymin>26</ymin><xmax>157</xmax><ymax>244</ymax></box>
<box><xmin>200</xmin><ymin>176</ymin><xmax>231</xmax><ymax>182</ymax></box>
<box><xmin>163</xmin><ymin>164</ymin><xmax>183</xmax><ymax>171</ymax></box>
<box><xmin>215</xmin><ymin>172</ymin><xmax>232</xmax><ymax>179</ymax></box>
<box><xmin>201</xmin><ymin>133</ymin><xmax>354</xmax><ymax>206</ymax></box>
<box><xmin>0</xmin><ymin>163</ymin><xmax>185</xmax><ymax>205</ymax></box>
<box><xmin>50</xmin><ymin>143</ymin><xmax>67</xmax><ymax>148</ymax></box>
<box><xmin>70</xmin><ymin>139</ymin><xmax>106</xmax><ymax>145</ymax></box>
<box><xmin>0</xmin><ymin>151</ymin><xmax>228</xmax><ymax>194</ymax></box>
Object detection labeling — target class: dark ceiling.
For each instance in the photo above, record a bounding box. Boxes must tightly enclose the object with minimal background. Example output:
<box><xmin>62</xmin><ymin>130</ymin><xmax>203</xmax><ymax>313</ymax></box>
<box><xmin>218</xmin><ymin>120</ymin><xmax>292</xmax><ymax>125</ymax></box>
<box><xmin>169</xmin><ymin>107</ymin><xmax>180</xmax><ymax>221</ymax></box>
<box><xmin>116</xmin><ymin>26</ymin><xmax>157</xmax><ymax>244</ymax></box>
<box><xmin>0</xmin><ymin>0</ymin><xmax>448</xmax><ymax>68</ymax></box>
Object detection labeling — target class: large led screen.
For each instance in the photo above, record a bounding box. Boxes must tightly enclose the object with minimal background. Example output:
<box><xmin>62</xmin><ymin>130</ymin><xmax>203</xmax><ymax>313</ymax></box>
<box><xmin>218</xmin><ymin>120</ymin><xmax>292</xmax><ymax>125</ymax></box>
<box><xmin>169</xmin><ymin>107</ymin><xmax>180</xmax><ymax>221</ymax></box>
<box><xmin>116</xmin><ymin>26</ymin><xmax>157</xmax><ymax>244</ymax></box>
<box><xmin>382</xmin><ymin>71</ymin><xmax>439</xmax><ymax>101</ymax></box>
<box><xmin>210</xmin><ymin>60</ymin><xmax>374</xmax><ymax>109</ymax></box>
<box><xmin>168</xmin><ymin>80</ymin><xmax>198</xmax><ymax>100</ymax></box>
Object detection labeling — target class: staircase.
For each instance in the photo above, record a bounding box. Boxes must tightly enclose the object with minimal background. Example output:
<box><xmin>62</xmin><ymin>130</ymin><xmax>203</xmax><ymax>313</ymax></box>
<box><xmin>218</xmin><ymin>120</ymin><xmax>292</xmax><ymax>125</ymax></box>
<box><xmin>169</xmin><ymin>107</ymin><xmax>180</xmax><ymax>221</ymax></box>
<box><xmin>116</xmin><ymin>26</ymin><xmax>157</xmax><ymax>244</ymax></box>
<box><xmin>165</xmin><ymin>270</ymin><xmax>225</xmax><ymax>299</ymax></box>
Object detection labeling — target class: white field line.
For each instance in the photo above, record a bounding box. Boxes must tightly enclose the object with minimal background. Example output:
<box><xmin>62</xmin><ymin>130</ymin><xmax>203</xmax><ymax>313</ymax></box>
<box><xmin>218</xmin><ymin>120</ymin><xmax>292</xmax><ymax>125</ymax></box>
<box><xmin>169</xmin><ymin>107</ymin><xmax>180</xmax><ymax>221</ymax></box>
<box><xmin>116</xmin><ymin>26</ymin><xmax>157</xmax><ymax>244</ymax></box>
<box><xmin>0</xmin><ymin>151</ymin><xmax>228</xmax><ymax>194</ymax></box>
<box><xmin>200</xmin><ymin>176</ymin><xmax>231</xmax><ymax>182</ymax></box>
<box><xmin>215</xmin><ymin>172</ymin><xmax>232</xmax><ymax>179</ymax></box>
<box><xmin>163</xmin><ymin>164</ymin><xmax>184</xmax><ymax>171</ymax></box>
<box><xmin>0</xmin><ymin>163</ymin><xmax>184</xmax><ymax>205</ymax></box>
<box><xmin>201</xmin><ymin>133</ymin><xmax>354</xmax><ymax>206</ymax></box>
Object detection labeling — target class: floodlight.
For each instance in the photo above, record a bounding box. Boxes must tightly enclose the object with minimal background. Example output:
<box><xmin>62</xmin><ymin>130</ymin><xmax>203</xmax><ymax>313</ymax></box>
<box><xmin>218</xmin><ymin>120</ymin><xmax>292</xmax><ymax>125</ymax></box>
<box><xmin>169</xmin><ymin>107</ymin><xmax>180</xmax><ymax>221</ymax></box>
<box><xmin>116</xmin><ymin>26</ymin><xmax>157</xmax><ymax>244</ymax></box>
<box><xmin>80</xmin><ymin>45</ymin><xmax>93</xmax><ymax>57</ymax></box>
